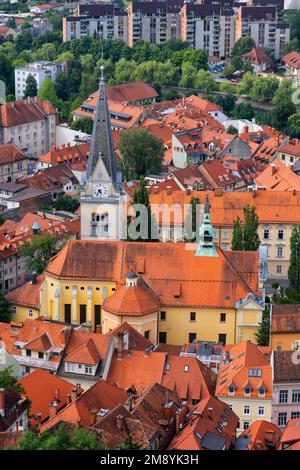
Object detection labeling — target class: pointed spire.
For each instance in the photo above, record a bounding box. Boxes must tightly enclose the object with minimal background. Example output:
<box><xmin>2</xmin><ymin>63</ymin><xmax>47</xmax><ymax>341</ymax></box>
<box><xmin>195</xmin><ymin>193</ymin><xmax>218</xmax><ymax>257</ymax></box>
<box><xmin>204</xmin><ymin>192</ymin><xmax>210</xmax><ymax>214</ymax></box>
<box><xmin>86</xmin><ymin>65</ymin><xmax>118</xmax><ymax>186</ymax></box>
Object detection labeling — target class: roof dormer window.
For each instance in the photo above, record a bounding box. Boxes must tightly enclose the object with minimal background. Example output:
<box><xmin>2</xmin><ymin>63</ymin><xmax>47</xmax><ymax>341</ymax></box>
<box><xmin>244</xmin><ymin>385</ymin><xmax>252</xmax><ymax>396</ymax></box>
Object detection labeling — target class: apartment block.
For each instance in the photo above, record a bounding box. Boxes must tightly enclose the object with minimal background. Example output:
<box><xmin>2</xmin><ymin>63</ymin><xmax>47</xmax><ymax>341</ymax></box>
<box><xmin>15</xmin><ymin>61</ymin><xmax>65</xmax><ymax>100</ymax></box>
<box><xmin>62</xmin><ymin>3</ymin><xmax>128</xmax><ymax>43</ymax></box>
<box><xmin>180</xmin><ymin>3</ymin><xmax>235</xmax><ymax>59</ymax></box>
<box><xmin>127</xmin><ymin>0</ymin><xmax>183</xmax><ymax>47</ymax></box>
<box><xmin>235</xmin><ymin>6</ymin><xmax>290</xmax><ymax>59</ymax></box>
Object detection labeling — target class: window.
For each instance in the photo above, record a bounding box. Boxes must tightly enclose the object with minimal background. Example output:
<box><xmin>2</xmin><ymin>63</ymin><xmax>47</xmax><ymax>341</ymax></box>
<box><xmin>66</xmin><ymin>363</ymin><xmax>75</xmax><ymax>372</ymax></box>
<box><xmin>263</xmin><ymin>229</ymin><xmax>270</xmax><ymax>240</ymax></box>
<box><xmin>160</xmin><ymin>311</ymin><xmax>166</xmax><ymax>321</ymax></box>
<box><xmin>277</xmin><ymin>246</ymin><xmax>283</xmax><ymax>257</ymax></box>
<box><xmin>279</xmin><ymin>390</ymin><xmax>288</xmax><ymax>404</ymax></box>
<box><xmin>228</xmin><ymin>386</ymin><xmax>235</xmax><ymax>394</ymax></box>
<box><xmin>38</xmin><ymin>352</ymin><xmax>43</xmax><ymax>359</ymax></box>
<box><xmin>12</xmin><ymin>306</ymin><xmax>16</xmax><ymax>315</ymax></box>
<box><xmin>248</xmin><ymin>369</ymin><xmax>262</xmax><ymax>377</ymax></box>
<box><xmin>244</xmin><ymin>405</ymin><xmax>250</xmax><ymax>415</ymax></box>
<box><xmin>189</xmin><ymin>333</ymin><xmax>197</xmax><ymax>343</ymax></box>
<box><xmin>144</xmin><ymin>330</ymin><xmax>150</xmax><ymax>340</ymax></box>
<box><xmin>278</xmin><ymin>229</ymin><xmax>284</xmax><ymax>240</ymax></box>
<box><xmin>258</xmin><ymin>406</ymin><xmax>265</xmax><ymax>416</ymax></box>
<box><xmin>28</xmin><ymin>309</ymin><xmax>33</xmax><ymax>318</ymax></box>
<box><xmin>292</xmin><ymin>389</ymin><xmax>300</xmax><ymax>403</ymax></box>
<box><xmin>190</xmin><ymin>312</ymin><xmax>196</xmax><ymax>322</ymax></box>
<box><xmin>222</xmin><ymin>230</ymin><xmax>229</xmax><ymax>240</ymax></box>
<box><xmin>85</xmin><ymin>366</ymin><xmax>93</xmax><ymax>375</ymax></box>
<box><xmin>220</xmin><ymin>313</ymin><xmax>226</xmax><ymax>323</ymax></box>
<box><xmin>291</xmin><ymin>412</ymin><xmax>300</xmax><ymax>419</ymax></box>
<box><xmin>218</xmin><ymin>333</ymin><xmax>227</xmax><ymax>345</ymax></box>
<box><xmin>243</xmin><ymin>421</ymin><xmax>250</xmax><ymax>430</ymax></box>
<box><xmin>64</xmin><ymin>304</ymin><xmax>71</xmax><ymax>323</ymax></box>
<box><xmin>244</xmin><ymin>386</ymin><xmax>251</xmax><ymax>395</ymax></box>
<box><xmin>278</xmin><ymin>412</ymin><xmax>287</xmax><ymax>427</ymax></box>
<box><xmin>276</xmin><ymin>265</ymin><xmax>282</xmax><ymax>274</ymax></box>
<box><xmin>159</xmin><ymin>332</ymin><xmax>167</xmax><ymax>344</ymax></box>
<box><xmin>26</xmin><ymin>350</ymin><xmax>31</xmax><ymax>357</ymax></box>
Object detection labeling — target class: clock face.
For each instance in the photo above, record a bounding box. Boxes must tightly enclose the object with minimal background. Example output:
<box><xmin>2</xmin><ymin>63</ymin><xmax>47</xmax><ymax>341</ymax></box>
<box><xmin>93</xmin><ymin>184</ymin><xmax>108</xmax><ymax>198</ymax></box>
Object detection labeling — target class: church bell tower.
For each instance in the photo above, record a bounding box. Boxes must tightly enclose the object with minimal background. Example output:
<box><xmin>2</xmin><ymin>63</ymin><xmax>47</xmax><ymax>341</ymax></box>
<box><xmin>80</xmin><ymin>66</ymin><xmax>124</xmax><ymax>241</ymax></box>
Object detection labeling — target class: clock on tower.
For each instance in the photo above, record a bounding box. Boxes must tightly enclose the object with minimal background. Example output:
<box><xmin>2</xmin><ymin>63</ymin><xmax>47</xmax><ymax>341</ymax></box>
<box><xmin>93</xmin><ymin>183</ymin><xmax>109</xmax><ymax>198</ymax></box>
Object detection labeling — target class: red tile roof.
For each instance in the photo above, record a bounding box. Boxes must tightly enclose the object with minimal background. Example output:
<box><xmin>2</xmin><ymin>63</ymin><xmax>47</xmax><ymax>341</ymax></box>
<box><xmin>45</xmin><ymin>240</ymin><xmax>261</xmax><ymax>310</ymax></box>
<box><xmin>255</xmin><ymin>159</ymin><xmax>300</xmax><ymax>191</ymax></box>
<box><xmin>107</xmin><ymin>82</ymin><xmax>158</xmax><ymax>103</ymax></box>
<box><xmin>282</xmin><ymin>51</ymin><xmax>300</xmax><ymax>70</ymax></box>
<box><xmin>103</xmin><ymin>279</ymin><xmax>160</xmax><ymax>316</ymax></box>
<box><xmin>18</xmin><ymin>369</ymin><xmax>82</xmax><ymax>427</ymax></box>
<box><xmin>0</xmin><ymin>97</ymin><xmax>56</xmax><ymax>127</ymax></box>
<box><xmin>161</xmin><ymin>355</ymin><xmax>216</xmax><ymax>402</ymax></box>
<box><xmin>6</xmin><ymin>274</ymin><xmax>44</xmax><ymax>308</ymax></box>
<box><xmin>216</xmin><ymin>340</ymin><xmax>272</xmax><ymax>399</ymax></box>
<box><xmin>63</xmin><ymin>329</ymin><xmax>111</xmax><ymax>365</ymax></box>
<box><xmin>107</xmin><ymin>350</ymin><xmax>166</xmax><ymax>394</ymax></box>
<box><xmin>279</xmin><ymin>418</ymin><xmax>300</xmax><ymax>450</ymax></box>
<box><xmin>242</xmin><ymin>47</ymin><xmax>273</xmax><ymax>67</ymax></box>
<box><xmin>168</xmin><ymin>396</ymin><xmax>238</xmax><ymax>450</ymax></box>
<box><xmin>40</xmin><ymin>380</ymin><xmax>127</xmax><ymax>432</ymax></box>
<box><xmin>235</xmin><ymin>420</ymin><xmax>282</xmax><ymax>450</ymax></box>
<box><xmin>0</xmin><ymin>143</ymin><xmax>27</xmax><ymax>166</ymax></box>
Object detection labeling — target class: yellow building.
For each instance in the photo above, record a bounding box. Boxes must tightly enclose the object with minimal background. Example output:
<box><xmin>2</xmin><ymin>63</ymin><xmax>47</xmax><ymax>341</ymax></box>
<box><xmin>216</xmin><ymin>341</ymin><xmax>272</xmax><ymax>435</ymax></box>
<box><xmin>6</xmin><ymin>274</ymin><xmax>44</xmax><ymax>322</ymax></box>
<box><xmin>270</xmin><ymin>304</ymin><xmax>300</xmax><ymax>351</ymax></box>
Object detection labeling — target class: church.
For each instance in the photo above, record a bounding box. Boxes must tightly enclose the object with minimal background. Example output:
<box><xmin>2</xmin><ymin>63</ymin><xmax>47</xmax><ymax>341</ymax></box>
<box><xmin>32</xmin><ymin>67</ymin><xmax>265</xmax><ymax>346</ymax></box>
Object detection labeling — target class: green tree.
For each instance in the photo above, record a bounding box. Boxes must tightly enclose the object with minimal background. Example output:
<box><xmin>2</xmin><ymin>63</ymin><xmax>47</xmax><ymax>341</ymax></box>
<box><xmin>0</xmin><ymin>366</ymin><xmax>25</xmax><ymax>394</ymax></box>
<box><xmin>18</xmin><ymin>232</ymin><xmax>68</xmax><ymax>274</ymax></box>
<box><xmin>54</xmin><ymin>72</ymin><xmax>70</xmax><ymax>101</ymax></box>
<box><xmin>195</xmin><ymin>70</ymin><xmax>218</xmax><ymax>93</ymax></box>
<box><xmin>242</xmin><ymin>205</ymin><xmax>260</xmax><ymax>251</ymax></box>
<box><xmin>232</xmin><ymin>36</ymin><xmax>256</xmax><ymax>57</ymax></box>
<box><xmin>249</xmin><ymin>76</ymin><xmax>278</xmax><ymax>103</ymax></box>
<box><xmin>70</xmin><ymin>117</ymin><xmax>93</xmax><ymax>135</ymax></box>
<box><xmin>255</xmin><ymin>306</ymin><xmax>270</xmax><ymax>346</ymax></box>
<box><xmin>23</xmin><ymin>74</ymin><xmax>38</xmax><ymax>98</ymax></box>
<box><xmin>287</xmin><ymin>114</ymin><xmax>300</xmax><ymax>138</ymax></box>
<box><xmin>227</xmin><ymin>125</ymin><xmax>239</xmax><ymax>135</ymax></box>
<box><xmin>6</xmin><ymin>18</ymin><xmax>16</xmax><ymax>29</ymax></box>
<box><xmin>288</xmin><ymin>225</ymin><xmax>300</xmax><ymax>292</ymax></box>
<box><xmin>237</xmin><ymin>71</ymin><xmax>256</xmax><ymax>96</ymax></box>
<box><xmin>0</xmin><ymin>291</ymin><xmax>12</xmax><ymax>323</ymax></box>
<box><xmin>231</xmin><ymin>102</ymin><xmax>255</xmax><ymax>120</ymax></box>
<box><xmin>119</xmin><ymin>128</ymin><xmax>164</xmax><ymax>180</ymax></box>
<box><xmin>179</xmin><ymin>61</ymin><xmax>197</xmax><ymax>89</ymax></box>
<box><xmin>53</xmin><ymin>195</ymin><xmax>80</xmax><ymax>213</ymax></box>
<box><xmin>231</xmin><ymin>216</ymin><xmax>244</xmax><ymax>250</ymax></box>
<box><xmin>38</xmin><ymin>77</ymin><xmax>60</xmax><ymax>108</ymax></box>
<box><xmin>14</xmin><ymin>424</ymin><xmax>103</xmax><ymax>450</ymax></box>
<box><xmin>120</xmin><ymin>435</ymin><xmax>142</xmax><ymax>450</ymax></box>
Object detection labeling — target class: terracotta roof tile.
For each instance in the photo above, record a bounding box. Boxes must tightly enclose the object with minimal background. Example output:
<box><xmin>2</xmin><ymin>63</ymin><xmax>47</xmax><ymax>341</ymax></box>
<box><xmin>0</xmin><ymin>97</ymin><xmax>56</xmax><ymax>127</ymax></box>
<box><xmin>6</xmin><ymin>274</ymin><xmax>44</xmax><ymax>308</ymax></box>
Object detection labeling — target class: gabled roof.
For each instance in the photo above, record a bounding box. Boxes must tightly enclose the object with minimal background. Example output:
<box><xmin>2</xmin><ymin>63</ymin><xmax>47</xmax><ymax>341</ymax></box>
<box><xmin>45</xmin><ymin>240</ymin><xmax>260</xmax><ymax>310</ymax></box>
<box><xmin>108</xmin><ymin>322</ymin><xmax>153</xmax><ymax>350</ymax></box>
<box><xmin>18</xmin><ymin>369</ymin><xmax>83</xmax><ymax>427</ymax></box>
<box><xmin>40</xmin><ymin>380</ymin><xmax>127</xmax><ymax>432</ymax></box>
<box><xmin>282</xmin><ymin>51</ymin><xmax>300</xmax><ymax>70</ymax></box>
<box><xmin>64</xmin><ymin>338</ymin><xmax>100</xmax><ymax>366</ymax></box>
<box><xmin>25</xmin><ymin>332</ymin><xmax>52</xmax><ymax>352</ymax></box>
<box><xmin>0</xmin><ymin>143</ymin><xmax>27</xmax><ymax>166</ymax></box>
<box><xmin>279</xmin><ymin>418</ymin><xmax>300</xmax><ymax>450</ymax></box>
<box><xmin>254</xmin><ymin>159</ymin><xmax>300</xmax><ymax>191</ymax></box>
<box><xmin>216</xmin><ymin>341</ymin><xmax>272</xmax><ymax>398</ymax></box>
<box><xmin>6</xmin><ymin>274</ymin><xmax>44</xmax><ymax>308</ymax></box>
<box><xmin>63</xmin><ymin>329</ymin><xmax>111</xmax><ymax>366</ymax></box>
<box><xmin>107</xmin><ymin>350</ymin><xmax>166</xmax><ymax>394</ymax></box>
<box><xmin>168</xmin><ymin>396</ymin><xmax>238</xmax><ymax>451</ymax></box>
<box><xmin>161</xmin><ymin>355</ymin><xmax>216</xmax><ymax>402</ymax></box>
<box><xmin>242</xmin><ymin>47</ymin><xmax>273</xmax><ymax>67</ymax></box>
<box><xmin>107</xmin><ymin>82</ymin><xmax>158</xmax><ymax>103</ymax></box>
<box><xmin>271</xmin><ymin>304</ymin><xmax>300</xmax><ymax>333</ymax></box>
<box><xmin>234</xmin><ymin>420</ymin><xmax>282</xmax><ymax>450</ymax></box>
<box><xmin>0</xmin><ymin>97</ymin><xmax>56</xmax><ymax>127</ymax></box>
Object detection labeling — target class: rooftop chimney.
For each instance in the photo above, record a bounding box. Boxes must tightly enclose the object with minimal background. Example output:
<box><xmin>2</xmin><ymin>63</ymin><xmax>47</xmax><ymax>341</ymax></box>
<box><xmin>71</xmin><ymin>387</ymin><xmax>78</xmax><ymax>402</ymax></box>
<box><xmin>89</xmin><ymin>409</ymin><xmax>97</xmax><ymax>426</ymax></box>
<box><xmin>49</xmin><ymin>401</ymin><xmax>58</xmax><ymax>419</ymax></box>
<box><xmin>36</xmin><ymin>412</ymin><xmax>42</xmax><ymax>429</ymax></box>
<box><xmin>116</xmin><ymin>415</ymin><xmax>125</xmax><ymax>431</ymax></box>
<box><xmin>0</xmin><ymin>389</ymin><xmax>5</xmax><ymax>411</ymax></box>
<box><xmin>66</xmin><ymin>393</ymin><xmax>71</xmax><ymax>404</ymax></box>
<box><xmin>54</xmin><ymin>387</ymin><xmax>60</xmax><ymax>402</ymax></box>
<box><xmin>117</xmin><ymin>333</ymin><xmax>124</xmax><ymax>361</ymax></box>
